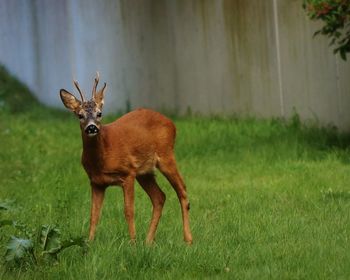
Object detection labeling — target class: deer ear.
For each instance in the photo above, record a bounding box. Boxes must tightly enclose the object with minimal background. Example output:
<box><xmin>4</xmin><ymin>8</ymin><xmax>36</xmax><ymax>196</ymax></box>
<box><xmin>60</xmin><ymin>89</ymin><xmax>81</xmax><ymax>112</ymax></box>
<box><xmin>94</xmin><ymin>83</ymin><xmax>107</xmax><ymax>109</ymax></box>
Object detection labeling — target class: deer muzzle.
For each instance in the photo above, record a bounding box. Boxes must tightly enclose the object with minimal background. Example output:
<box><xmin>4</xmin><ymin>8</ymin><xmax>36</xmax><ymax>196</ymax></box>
<box><xmin>85</xmin><ymin>123</ymin><xmax>99</xmax><ymax>136</ymax></box>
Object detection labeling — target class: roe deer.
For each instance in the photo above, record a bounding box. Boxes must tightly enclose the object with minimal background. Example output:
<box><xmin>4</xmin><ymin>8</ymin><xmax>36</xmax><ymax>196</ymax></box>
<box><xmin>59</xmin><ymin>73</ymin><xmax>192</xmax><ymax>244</ymax></box>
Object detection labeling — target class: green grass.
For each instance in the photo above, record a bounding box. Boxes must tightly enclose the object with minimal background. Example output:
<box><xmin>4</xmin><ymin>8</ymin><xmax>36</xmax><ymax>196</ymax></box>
<box><xmin>0</xmin><ymin>68</ymin><xmax>350</xmax><ymax>279</ymax></box>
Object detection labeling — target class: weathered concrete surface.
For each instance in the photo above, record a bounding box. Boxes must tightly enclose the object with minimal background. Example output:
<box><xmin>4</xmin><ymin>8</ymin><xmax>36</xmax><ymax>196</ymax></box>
<box><xmin>0</xmin><ymin>0</ymin><xmax>37</xmax><ymax>91</ymax></box>
<box><xmin>0</xmin><ymin>0</ymin><xmax>349</xmax><ymax>129</ymax></box>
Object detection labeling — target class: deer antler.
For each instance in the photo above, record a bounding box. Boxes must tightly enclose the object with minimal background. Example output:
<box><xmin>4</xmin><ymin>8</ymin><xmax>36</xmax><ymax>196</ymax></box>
<box><xmin>73</xmin><ymin>80</ymin><xmax>86</xmax><ymax>102</ymax></box>
<box><xmin>92</xmin><ymin>71</ymin><xmax>100</xmax><ymax>98</ymax></box>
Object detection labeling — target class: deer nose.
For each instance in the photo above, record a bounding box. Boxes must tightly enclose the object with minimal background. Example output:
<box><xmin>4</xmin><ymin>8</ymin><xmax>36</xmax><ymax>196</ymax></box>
<box><xmin>85</xmin><ymin>124</ymin><xmax>99</xmax><ymax>135</ymax></box>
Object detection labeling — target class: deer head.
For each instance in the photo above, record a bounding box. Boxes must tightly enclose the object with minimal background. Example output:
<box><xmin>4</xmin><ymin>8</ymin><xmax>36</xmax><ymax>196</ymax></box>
<box><xmin>60</xmin><ymin>72</ymin><xmax>107</xmax><ymax>137</ymax></box>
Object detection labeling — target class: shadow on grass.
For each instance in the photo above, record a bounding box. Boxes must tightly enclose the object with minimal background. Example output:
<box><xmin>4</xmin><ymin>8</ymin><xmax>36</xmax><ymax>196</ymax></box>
<box><xmin>321</xmin><ymin>189</ymin><xmax>350</xmax><ymax>201</ymax></box>
<box><xmin>0</xmin><ymin>65</ymin><xmax>84</xmax><ymax>125</ymax></box>
<box><xmin>0</xmin><ymin>65</ymin><xmax>40</xmax><ymax>113</ymax></box>
<box><xmin>284</xmin><ymin>112</ymin><xmax>350</xmax><ymax>151</ymax></box>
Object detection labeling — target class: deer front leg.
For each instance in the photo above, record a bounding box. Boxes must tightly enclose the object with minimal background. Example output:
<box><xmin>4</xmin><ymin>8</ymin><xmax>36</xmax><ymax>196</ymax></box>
<box><xmin>89</xmin><ymin>185</ymin><xmax>106</xmax><ymax>241</ymax></box>
<box><xmin>122</xmin><ymin>175</ymin><xmax>136</xmax><ymax>242</ymax></box>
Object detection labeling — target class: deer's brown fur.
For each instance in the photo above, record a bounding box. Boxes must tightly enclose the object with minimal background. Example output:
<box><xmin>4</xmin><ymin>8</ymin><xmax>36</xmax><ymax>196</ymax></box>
<box><xmin>59</xmin><ymin>73</ymin><xmax>192</xmax><ymax>244</ymax></box>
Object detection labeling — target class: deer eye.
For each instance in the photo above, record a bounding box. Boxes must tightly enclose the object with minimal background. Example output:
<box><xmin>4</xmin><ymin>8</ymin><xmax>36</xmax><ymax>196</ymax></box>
<box><xmin>97</xmin><ymin>112</ymin><xmax>102</xmax><ymax>118</ymax></box>
<box><xmin>78</xmin><ymin>113</ymin><xmax>84</xmax><ymax>119</ymax></box>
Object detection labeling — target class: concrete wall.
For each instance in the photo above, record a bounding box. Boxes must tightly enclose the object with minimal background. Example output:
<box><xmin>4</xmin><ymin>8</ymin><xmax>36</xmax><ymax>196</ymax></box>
<box><xmin>0</xmin><ymin>0</ymin><xmax>349</xmax><ymax>129</ymax></box>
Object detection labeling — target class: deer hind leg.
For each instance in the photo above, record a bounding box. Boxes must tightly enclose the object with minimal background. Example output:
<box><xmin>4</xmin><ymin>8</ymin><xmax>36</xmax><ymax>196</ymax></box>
<box><xmin>89</xmin><ymin>185</ymin><xmax>106</xmax><ymax>241</ymax></box>
<box><xmin>158</xmin><ymin>155</ymin><xmax>193</xmax><ymax>245</ymax></box>
<box><xmin>137</xmin><ymin>173</ymin><xmax>166</xmax><ymax>245</ymax></box>
<box><xmin>122</xmin><ymin>175</ymin><xmax>136</xmax><ymax>242</ymax></box>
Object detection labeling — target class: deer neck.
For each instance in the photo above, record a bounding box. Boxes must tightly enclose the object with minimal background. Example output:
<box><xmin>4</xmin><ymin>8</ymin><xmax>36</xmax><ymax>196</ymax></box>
<box><xmin>81</xmin><ymin>127</ymin><xmax>105</xmax><ymax>165</ymax></box>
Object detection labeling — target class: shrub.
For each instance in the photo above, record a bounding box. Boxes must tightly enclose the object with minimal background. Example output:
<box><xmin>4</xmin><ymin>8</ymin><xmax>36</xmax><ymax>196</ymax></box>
<box><xmin>303</xmin><ymin>0</ymin><xmax>350</xmax><ymax>60</ymax></box>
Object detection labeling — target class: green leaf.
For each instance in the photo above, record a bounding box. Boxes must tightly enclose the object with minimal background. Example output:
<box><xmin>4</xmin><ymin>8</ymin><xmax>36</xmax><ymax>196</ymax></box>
<box><xmin>4</xmin><ymin>236</ymin><xmax>33</xmax><ymax>262</ymax></box>
<box><xmin>0</xmin><ymin>205</ymin><xmax>8</xmax><ymax>210</ymax></box>
<box><xmin>0</xmin><ymin>199</ymin><xmax>15</xmax><ymax>211</ymax></box>
<box><xmin>39</xmin><ymin>225</ymin><xmax>61</xmax><ymax>253</ymax></box>
<box><xmin>43</xmin><ymin>237</ymin><xmax>87</xmax><ymax>256</ymax></box>
<box><xmin>61</xmin><ymin>237</ymin><xmax>87</xmax><ymax>251</ymax></box>
<box><xmin>340</xmin><ymin>48</ymin><xmax>347</xmax><ymax>60</ymax></box>
<box><xmin>41</xmin><ymin>236</ymin><xmax>87</xmax><ymax>262</ymax></box>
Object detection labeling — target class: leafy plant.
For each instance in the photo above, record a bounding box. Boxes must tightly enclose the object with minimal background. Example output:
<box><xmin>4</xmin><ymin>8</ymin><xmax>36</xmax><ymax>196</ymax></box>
<box><xmin>0</xmin><ymin>199</ymin><xmax>15</xmax><ymax>211</ymax></box>
<box><xmin>40</xmin><ymin>225</ymin><xmax>61</xmax><ymax>253</ymax></box>
<box><xmin>1</xmin><ymin>223</ymin><xmax>87</xmax><ymax>267</ymax></box>
<box><xmin>4</xmin><ymin>237</ymin><xmax>35</xmax><ymax>264</ymax></box>
<box><xmin>0</xmin><ymin>202</ymin><xmax>87</xmax><ymax>268</ymax></box>
<box><xmin>38</xmin><ymin>225</ymin><xmax>86</xmax><ymax>261</ymax></box>
<box><xmin>303</xmin><ymin>0</ymin><xmax>350</xmax><ymax>60</ymax></box>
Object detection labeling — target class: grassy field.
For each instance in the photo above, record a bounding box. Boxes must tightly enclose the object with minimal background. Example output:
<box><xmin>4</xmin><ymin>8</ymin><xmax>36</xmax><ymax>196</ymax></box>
<box><xmin>0</xmin><ymin>68</ymin><xmax>350</xmax><ymax>279</ymax></box>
